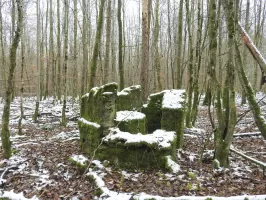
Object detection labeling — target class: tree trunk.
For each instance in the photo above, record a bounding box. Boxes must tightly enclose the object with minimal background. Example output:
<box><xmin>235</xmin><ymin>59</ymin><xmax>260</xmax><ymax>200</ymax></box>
<box><xmin>176</xmin><ymin>0</ymin><xmax>183</xmax><ymax>89</ymax></box>
<box><xmin>103</xmin><ymin>0</ymin><xmax>111</xmax><ymax>84</ymax></box>
<box><xmin>191</xmin><ymin>0</ymin><xmax>203</xmax><ymax>125</ymax></box>
<box><xmin>73</xmin><ymin>0</ymin><xmax>78</xmax><ymax>98</ymax></box>
<box><xmin>88</xmin><ymin>0</ymin><xmax>105</xmax><ymax>89</ymax></box>
<box><xmin>154</xmin><ymin>0</ymin><xmax>162</xmax><ymax>91</ymax></box>
<box><xmin>81</xmin><ymin>0</ymin><xmax>88</xmax><ymax>94</ymax></box>
<box><xmin>215</xmin><ymin>0</ymin><xmax>237</xmax><ymax>167</ymax></box>
<box><xmin>118</xmin><ymin>0</ymin><xmax>124</xmax><ymax>90</ymax></box>
<box><xmin>57</xmin><ymin>0</ymin><xmax>61</xmax><ymax>100</ymax></box>
<box><xmin>185</xmin><ymin>0</ymin><xmax>194</xmax><ymax>128</ymax></box>
<box><xmin>140</xmin><ymin>0</ymin><xmax>150</xmax><ymax>101</ymax></box>
<box><xmin>1</xmin><ymin>0</ymin><xmax>23</xmax><ymax>158</ymax></box>
<box><xmin>0</xmin><ymin>2</ymin><xmax>6</xmax><ymax>94</ymax></box>
<box><xmin>61</xmin><ymin>0</ymin><xmax>69</xmax><ymax>127</ymax></box>
<box><xmin>18</xmin><ymin>15</ymin><xmax>25</xmax><ymax>135</ymax></box>
<box><xmin>49</xmin><ymin>0</ymin><xmax>55</xmax><ymax>99</ymax></box>
<box><xmin>33</xmin><ymin>0</ymin><xmax>41</xmax><ymax>122</ymax></box>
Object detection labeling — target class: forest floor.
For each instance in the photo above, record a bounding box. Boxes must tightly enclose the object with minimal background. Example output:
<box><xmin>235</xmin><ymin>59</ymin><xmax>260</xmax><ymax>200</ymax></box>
<box><xmin>0</xmin><ymin>94</ymin><xmax>265</xmax><ymax>200</ymax></box>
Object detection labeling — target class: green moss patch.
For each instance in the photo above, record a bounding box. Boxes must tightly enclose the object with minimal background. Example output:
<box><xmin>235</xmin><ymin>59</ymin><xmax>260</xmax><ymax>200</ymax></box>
<box><xmin>78</xmin><ymin>118</ymin><xmax>103</xmax><ymax>155</ymax></box>
<box><xmin>117</xmin><ymin>85</ymin><xmax>142</xmax><ymax>111</ymax></box>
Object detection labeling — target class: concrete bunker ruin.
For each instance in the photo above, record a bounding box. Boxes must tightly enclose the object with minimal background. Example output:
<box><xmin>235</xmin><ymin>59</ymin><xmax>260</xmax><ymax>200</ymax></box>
<box><xmin>78</xmin><ymin>83</ymin><xmax>186</xmax><ymax>171</ymax></box>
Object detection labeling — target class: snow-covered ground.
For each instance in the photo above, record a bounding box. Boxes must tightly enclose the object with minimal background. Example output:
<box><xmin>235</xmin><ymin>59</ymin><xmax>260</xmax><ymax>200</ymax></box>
<box><xmin>0</xmin><ymin>95</ymin><xmax>265</xmax><ymax>199</ymax></box>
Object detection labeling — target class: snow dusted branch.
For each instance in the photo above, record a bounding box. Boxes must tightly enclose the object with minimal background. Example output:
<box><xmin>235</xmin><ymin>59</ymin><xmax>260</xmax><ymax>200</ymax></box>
<box><xmin>237</xmin><ymin>22</ymin><xmax>266</xmax><ymax>76</ymax></box>
<box><xmin>230</xmin><ymin>148</ymin><xmax>266</xmax><ymax>176</ymax></box>
<box><xmin>0</xmin><ymin>165</ymin><xmax>18</xmax><ymax>186</ymax></box>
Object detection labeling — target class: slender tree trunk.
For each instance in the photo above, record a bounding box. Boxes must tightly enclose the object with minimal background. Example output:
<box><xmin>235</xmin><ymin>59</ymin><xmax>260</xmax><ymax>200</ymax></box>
<box><xmin>72</xmin><ymin>0</ymin><xmax>77</xmax><ymax>98</ymax></box>
<box><xmin>61</xmin><ymin>0</ymin><xmax>69</xmax><ymax>127</ymax></box>
<box><xmin>215</xmin><ymin>0</ymin><xmax>237</xmax><ymax>167</ymax></box>
<box><xmin>40</xmin><ymin>16</ymin><xmax>45</xmax><ymax>99</ymax></box>
<box><xmin>118</xmin><ymin>0</ymin><xmax>124</xmax><ymax>90</ymax></box>
<box><xmin>33</xmin><ymin>0</ymin><xmax>41</xmax><ymax>122</ymax></box>
<box><xmin>191</xmin><ymin>0</ymin><xmax>203</xmax><ymax>125</ymax></box>
<box><xmin>154</xmin><ymin>0</ymin><xmax>162</xmax><ymax>91</ymax></box>
<box><xmin>81</xmin><ymin>0</ymin><xmax>88</xmax><ymax>94</ymax></box>
<box><xmin>88</xmin><ymin>0</ymin><xmax>105</xmax><ymax>89</ymax></box>
<box><xmin>185</xmin><ymin>0</ymin><xmax>194</xmax><ymax>128</ymax></box>
<box><xmin>18</xmin><ymin>15</ymin><xmax>24</xmax><ymax>135</ymax></box>
<box><xmin>44</xmin><ymin>0</ymin><xmax>48</xmax><ymax>100</ymax></box>
<box><xmin>111</xmin><ymin>0</ymin><xmax>117</xmax><ymax>82</ymax></box>
<box><xmin>0</xmin><ymin>1</ymin><xmax>6</xmax><ymax>94</ymax></box>
<box><xmin>1</xmin><ymin>0</ymin><xmax>23</xmax><ymax>158</ymax></box>
<box><xmin>103</xmin><ymin>0</ymin><xmax>111</xmax><ymax>84</ymax></box>
<box><xmin>140</xmin><ymin>0</ymin><xmax>150</xmax><ymax>101</ymax></box>
<box><xmin>56</xmin><ymin>0</ymin><xmax>61</xmax><ymax>100</ymax></box>
<box><xmin>176</xmin><ymin>0</ymin><xmax>183</xmax><ymax>89</ymax></box>
<box><xmin>11</xmin><ymin>0</ymin><xmax>16</xmax><ymax>100</ymax></box>
<box><xmin>241</xmin><ymin>0</ymin><xmax>250</xmax><ymax>105</ymax></box>
<box><xmin>49</xmin><ymin>0</ymin><xmax>55</xmax><ymax>99</ymax></box>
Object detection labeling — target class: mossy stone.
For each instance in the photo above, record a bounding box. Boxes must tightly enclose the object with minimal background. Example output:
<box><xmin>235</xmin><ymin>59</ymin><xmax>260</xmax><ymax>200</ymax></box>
<box><xmin>80</xmin><ymin>82</ymin><xmax>118</xmax><ymax>129</ymax></box>
<box><xmin>161</xmin><ymin>90</ymin><xmax>186</xmax><ymax>149</ymax></box>
<box><xmin>142</xmin><ymin>91</ymin><xmax>167</xmax><ymax>133</ymax></box>
<box><xmin>117</xmin><ymin>85</ymin><xmax>142</xmax><ymax>111</ymax></box>
<box><xmin>94</xmin><ymin>143</ymin><xmax>174</xmax><ymax>171</ymax></box>
<box><xmin>114</xmin><ymin>111</ymin><xmax>146</xmax><ymax>134</ymax></box>
<box><xmin>78</xmin><ymin>119</ymin><xmax>103</xmax><ymax>155</ymax></box>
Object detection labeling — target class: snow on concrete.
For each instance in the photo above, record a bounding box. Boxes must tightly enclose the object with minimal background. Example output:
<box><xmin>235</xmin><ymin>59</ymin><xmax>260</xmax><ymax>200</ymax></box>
<box><xmin>104</xmin><ymin>128</ymin><xmax>176</xmax><ymax>149</ymax></box>
<box><xmin>115</xmin><ymin>111</ymin><xmax>145</xmax><ymax>122</ymax></box>
<box><xmin>70</xmin><ymin>155</ymin><xmax>88</xmax><ymax>166</ymax></box>
<box><xmin>117</xmin><ymin>85</ymin><xmax>141</xmax><ymax>96</ymax></box>
<box><xmin>162</xmin><ymin>89</ymin><xmax>186</xmax><ymax>109</ymax></box>
<box><xmin>165</xmin><ymin>156</ymin><xmax>181</xmax><ymax>173</ymax></box>
<box><xmin>79</xmin><ymin>118</ymin><xmax>101</xmax><ymax>129</ymax></box>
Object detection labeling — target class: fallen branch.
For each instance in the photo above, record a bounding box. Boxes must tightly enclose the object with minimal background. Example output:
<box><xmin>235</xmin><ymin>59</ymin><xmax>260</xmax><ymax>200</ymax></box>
<box><xmin>233</xmin><ymin>132</ymin><xmax>261</xmax><ymax>137</ymax></box>
<box><xmin>230</xmin><ymin>148</ymin><xmax>266</xmax><ymax>176</ymax></box>
<box><xmin>0</xmin><ymin>165</ymin><xmax>18</xmax><ymax>186</ymax></box>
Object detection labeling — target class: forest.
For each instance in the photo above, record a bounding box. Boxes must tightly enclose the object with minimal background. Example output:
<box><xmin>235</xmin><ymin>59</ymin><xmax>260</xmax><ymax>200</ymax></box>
<box><xmin>0</xmin><ymin>0</ymin><xmax>266</xmax><ymax>199</ymax></box>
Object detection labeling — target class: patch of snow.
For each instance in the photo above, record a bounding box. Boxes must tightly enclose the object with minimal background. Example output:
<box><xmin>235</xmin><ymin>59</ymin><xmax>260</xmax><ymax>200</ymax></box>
<box><xmin>104</xmin><ymin>128</ymin><xmax>176</xmax><ymax>149</ymax></box>
<box><xmin>118</xmin><ymin>85</ymin><xmax>141</xmax><ymax>96</ymax></box>
<box><xmin>166</xmin><ymin>156</ymin><xmax>181</xmax><ymax>173</ymax></box>
<box><xmin>115</xmin><ymin>111</ymin><xmax>145</xmax><ymax>122</ymax></box>
<box><xmin>89</xmin><ymin>171</ymin><xmax>266</xmax><ymax>200</ymax></box>
<box><xmin>70</xmin><ymin>155</ymin><xmax>88</xmax><ymax>166</ymax></box>
<box><xmin>188</xmin><ymin>154</ymin><xmax>196</xmax><ymax>162</ymax></box>
<box><xmin>79</xmin><ymin>118</ymin><xmax>101</xmax><ymax>129</ymax></box>
<box><xmin>0</xmin><ymin>190</ymin><xmax>38</xmax><ymax>200</ymax></box>
<box><xmin>149</xmin><ymin>90</ymin><xmax>169</xmax><ymax>97</ymax></box>
<box><xmin>51</xmin><ymin>130</ymin><xmax>79</xmax><ymax>141</ymax></box>
<box><xmin>92</xmin><ymin>160</ymin><xmax>104</xmax><ymax>169</ymax></box>
<box><xmin>162</xmin><ymin>89</ymin><xmax>186</xmax><ymax>109</ymax></box>
<box><xmin>103</xmin><ymin>92</ymin><xmax>114</xmax><ymax>95</ymax></box>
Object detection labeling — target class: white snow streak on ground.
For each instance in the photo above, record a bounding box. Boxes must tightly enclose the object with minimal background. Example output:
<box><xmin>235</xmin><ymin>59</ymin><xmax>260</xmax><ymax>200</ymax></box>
<box><xmin>88</xmin><ymin>168</ymin><xmax>266</xmax><ymax>200</ymax></box>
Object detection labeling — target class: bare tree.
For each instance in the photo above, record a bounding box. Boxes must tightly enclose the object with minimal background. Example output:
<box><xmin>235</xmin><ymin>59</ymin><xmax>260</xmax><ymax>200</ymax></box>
<box><xmin>140</xmin><ymin>0</ymin><xmax>150</xmax><ymax>101</ymax></box>
<box><xmin>118</xmin><ymin>0</ymin><xmax>124</xmax><ymax>90</ymax></box>
<box><xmin>61</xmin><ymin>0</ymin><xmax>69</xmax><ymax>127</ymax></box>
<box><xmin>1</xmin><ymin>0</ymin><xmax>23</xmax><ymax>158</ymax></box>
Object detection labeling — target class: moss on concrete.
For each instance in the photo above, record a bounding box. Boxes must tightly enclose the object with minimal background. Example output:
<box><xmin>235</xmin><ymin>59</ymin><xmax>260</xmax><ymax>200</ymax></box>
<box><xmin>94</xmin><ymin>142</ymin><xmax>174</xmax><ymax>171</ymax></box>
<box><xmin>161</xmin><ymin>108</ymin><xmax>185</xmax><ymax>149</ymax></box>
<box><xmin>80</xmin><ymin>82</ymin><xmax>118</xmax><ymax>128</ymax></box>
<box><xmin>115</xmin><ymin>111</ymin><xmax>146</xmax><ymax>134</ymax></box>
<box><xmin>117</xmin><ymin>85</ymin><xmax>142</xmax><ymax>111</ymax></box>
<box><xmin>142</xmin><ymin>91</ymin><xmax>166</xmax><ymax>133</ymax></box>
<box><xmin>78</xmin><ymin>119</ymin><xmax>103</xmax><ymax>155</ymax></box>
